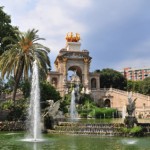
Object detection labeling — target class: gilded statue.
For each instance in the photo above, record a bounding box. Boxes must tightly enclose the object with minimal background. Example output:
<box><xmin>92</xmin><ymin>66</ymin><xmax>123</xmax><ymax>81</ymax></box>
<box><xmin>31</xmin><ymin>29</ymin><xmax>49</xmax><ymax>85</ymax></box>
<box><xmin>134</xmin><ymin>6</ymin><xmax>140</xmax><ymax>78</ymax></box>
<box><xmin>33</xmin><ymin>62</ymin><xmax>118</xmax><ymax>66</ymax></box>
<box><xmin>65</xmin><ymin>32</ymin><xmax>80</xmax><ymax>42</ymax></box>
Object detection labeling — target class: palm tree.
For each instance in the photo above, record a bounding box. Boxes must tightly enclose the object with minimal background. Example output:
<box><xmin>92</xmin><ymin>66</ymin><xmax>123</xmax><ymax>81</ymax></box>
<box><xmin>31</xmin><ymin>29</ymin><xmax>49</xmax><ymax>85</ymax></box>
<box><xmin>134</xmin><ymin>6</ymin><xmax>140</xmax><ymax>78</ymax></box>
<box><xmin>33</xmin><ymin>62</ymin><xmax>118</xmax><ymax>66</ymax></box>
<box><xmin>0</xmin><ymin>29</ymin><xmax>50</xmax><ymax>104</ymax></box>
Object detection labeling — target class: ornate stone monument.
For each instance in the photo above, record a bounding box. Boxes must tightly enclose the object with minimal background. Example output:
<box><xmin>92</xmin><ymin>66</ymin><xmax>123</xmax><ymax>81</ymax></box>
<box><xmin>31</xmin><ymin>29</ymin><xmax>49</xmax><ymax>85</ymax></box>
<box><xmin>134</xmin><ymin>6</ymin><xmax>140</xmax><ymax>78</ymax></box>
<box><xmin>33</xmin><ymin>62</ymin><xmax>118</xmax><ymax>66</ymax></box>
<box><xmin>47</xmin><ymin>32</ymin><xmax>100</xmax><ymax>96</ymax></box>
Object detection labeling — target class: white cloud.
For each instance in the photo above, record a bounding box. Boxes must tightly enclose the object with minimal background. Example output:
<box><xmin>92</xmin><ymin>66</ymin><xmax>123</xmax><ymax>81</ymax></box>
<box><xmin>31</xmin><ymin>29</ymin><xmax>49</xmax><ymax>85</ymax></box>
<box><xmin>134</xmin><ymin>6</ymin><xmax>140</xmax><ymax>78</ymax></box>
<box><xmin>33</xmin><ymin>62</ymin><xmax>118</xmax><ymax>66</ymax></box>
<box><xmin>1</xmin><ymin>0</ymin><xmax>91</xmax><ymax>69</ymax></box>
<box><xmin>65</xmin><ymin>0</ymin><xmax>92</xmax><ymax>8</ymax></box>
<box><xmin>1</xmin><ymin>0</ymin><xmax>90</xmax><ymax>64</ymax></box>
<box><xmin>1</xmin><ymin>0</ymin><xmax>150</xmax><ymax>70</ymax></box>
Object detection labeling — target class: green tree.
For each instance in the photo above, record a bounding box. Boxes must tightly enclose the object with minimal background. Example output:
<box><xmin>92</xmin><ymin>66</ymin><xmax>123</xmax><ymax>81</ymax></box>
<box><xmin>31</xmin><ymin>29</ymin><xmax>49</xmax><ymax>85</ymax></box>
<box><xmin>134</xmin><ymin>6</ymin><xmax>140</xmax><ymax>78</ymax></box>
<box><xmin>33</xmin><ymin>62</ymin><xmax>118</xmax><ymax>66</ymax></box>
<box><xmin>0</xmin><ymin>6</ymin><xmax>17</xmax><ymax>55</ymax></box>
<box><xmin>0</xmin><ymin>99</ymin><xmax>27</xmax><ymax>121</ymax></box>
<box><xmin>0</xmin><ymin>29</ymin><xmax>50</xmax><ymax>104</ymax></box>
<box><xmin>96</xmin><ymin>68</ymin><xmax>127</xmax><ymax>90</ymax></box>
<box><xmin>20</xmin><ymin>80</ymin><xmax>61</xmax><ymax>108</ymax></box>
<box><xmin>20</xmin><ymin>80</ymin><xmax>31</xmax><ymax>98</ymax></box>
<box><xmin>40</xmin><ymin>81</ymin><xmax>61</xmax><ymax>105</ymax></box>
<box><xmin>127</xmin><ymin>80</ymin><xmax>133</xmax><ymax>91</ymax></box>
<box><xmin>141</xmin><ymin>77</ymin><xmax>150</xmax><ymax>95</ymax></box>
<box><xmin>127</xmin><ymin>80</ymin><xmax>142</xmax><ymax>93</ymax></box>
<box><xmin>133</xmin><ymin>80</ymin><xmax>142</xmax><ymax>93</ymax></box>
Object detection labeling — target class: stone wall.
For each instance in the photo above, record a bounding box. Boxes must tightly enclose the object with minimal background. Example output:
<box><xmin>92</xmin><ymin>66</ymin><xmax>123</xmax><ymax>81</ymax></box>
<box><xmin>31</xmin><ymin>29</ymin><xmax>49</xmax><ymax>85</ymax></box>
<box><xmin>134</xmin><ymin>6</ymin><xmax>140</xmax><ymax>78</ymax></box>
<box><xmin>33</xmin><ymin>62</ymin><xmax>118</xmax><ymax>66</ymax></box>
<box><xmin>0</xmin><ymin>121</ymin><xmax>25</xmax><ymax>131</ymax></box>
<box><xmin>91</xmin><ymin>88</ymin><xmax>150</xmax><ymax>119</ymax></box>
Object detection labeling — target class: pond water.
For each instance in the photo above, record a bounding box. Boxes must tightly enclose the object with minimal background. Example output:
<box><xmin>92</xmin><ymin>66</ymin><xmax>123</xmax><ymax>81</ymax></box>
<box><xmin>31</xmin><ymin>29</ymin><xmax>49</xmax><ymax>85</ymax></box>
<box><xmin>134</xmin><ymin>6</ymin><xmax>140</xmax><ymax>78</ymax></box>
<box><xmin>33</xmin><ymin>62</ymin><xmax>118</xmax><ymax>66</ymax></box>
<box><xmin>0</xmin><ymin>132</ymin><xmax>150</xmax><ymax>150</ymax></box>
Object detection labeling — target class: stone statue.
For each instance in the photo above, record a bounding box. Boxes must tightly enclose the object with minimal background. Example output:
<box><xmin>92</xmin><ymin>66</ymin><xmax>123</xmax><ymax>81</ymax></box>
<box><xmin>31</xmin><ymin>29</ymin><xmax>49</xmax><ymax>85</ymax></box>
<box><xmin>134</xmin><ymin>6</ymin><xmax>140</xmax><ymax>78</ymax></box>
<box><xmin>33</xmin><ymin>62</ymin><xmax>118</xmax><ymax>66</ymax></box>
<box><xmin>43</xmin><ymin>100</ymin><xmax>62</xmax><ymax>118</ymax></box>
<box><xmin>126</xmin><ymin>97</ymin><xmax>137</xmax><ymax>116</ymax></box>
<box><xmin>124</xmin><ymin>95</ymin><xmax>138</xmax><ymax>128</ymax></box>
<box><xmin>43</xmin><ymin>100</ymin><xmax>64</xmax><ymax>130</ymax></box>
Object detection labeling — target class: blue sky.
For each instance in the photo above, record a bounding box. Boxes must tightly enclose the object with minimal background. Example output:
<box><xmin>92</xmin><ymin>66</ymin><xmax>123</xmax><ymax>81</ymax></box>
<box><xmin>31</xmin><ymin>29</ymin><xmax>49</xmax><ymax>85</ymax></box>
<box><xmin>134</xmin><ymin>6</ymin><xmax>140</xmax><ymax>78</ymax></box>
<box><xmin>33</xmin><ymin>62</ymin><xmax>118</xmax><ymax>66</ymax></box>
<box><xmin>1</xmin><ymin>0</ymin><xmax>150</xmax><ymax>72</ymax></box>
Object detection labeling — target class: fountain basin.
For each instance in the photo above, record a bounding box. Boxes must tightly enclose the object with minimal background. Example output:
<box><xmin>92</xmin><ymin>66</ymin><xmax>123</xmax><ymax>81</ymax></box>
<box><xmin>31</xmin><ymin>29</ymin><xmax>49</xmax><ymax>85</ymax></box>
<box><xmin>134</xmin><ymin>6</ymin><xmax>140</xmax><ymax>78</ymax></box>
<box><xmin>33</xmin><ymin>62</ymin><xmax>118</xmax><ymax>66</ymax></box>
<box><xmin>1</xmin><ymin>131</ymin><xmax>150</xmax><ymax>150</ymax></box>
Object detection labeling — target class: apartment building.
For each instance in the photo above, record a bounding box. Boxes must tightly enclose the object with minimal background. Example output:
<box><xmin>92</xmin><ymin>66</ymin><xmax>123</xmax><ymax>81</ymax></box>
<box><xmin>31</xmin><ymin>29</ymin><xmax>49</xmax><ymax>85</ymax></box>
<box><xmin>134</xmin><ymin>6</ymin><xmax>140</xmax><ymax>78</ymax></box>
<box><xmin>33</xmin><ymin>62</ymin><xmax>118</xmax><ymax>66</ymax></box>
<box><xmin>120</xmin><ymin>67</ymin><xmax>150</xmax><ymax>81</ymax></box>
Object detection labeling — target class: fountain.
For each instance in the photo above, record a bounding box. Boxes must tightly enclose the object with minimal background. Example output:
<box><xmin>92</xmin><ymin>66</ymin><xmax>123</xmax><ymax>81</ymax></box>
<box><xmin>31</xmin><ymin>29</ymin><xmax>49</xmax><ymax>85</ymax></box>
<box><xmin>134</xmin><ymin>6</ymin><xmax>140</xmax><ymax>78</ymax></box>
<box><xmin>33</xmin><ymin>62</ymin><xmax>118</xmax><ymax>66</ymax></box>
<box><xmin>122</xmin><ymin>105</ymin><xmax>126</xmax><ymax>119</ymax></box>
<box><xmin>70</xmin><ymin>88</ymin><xmax>78</xmax><ymax>120</ymax></box>
<box><xmin>24</xmin><ymin>60</ymin><xmax>43</xmax><ymax>142</ymax></box>
<box><xmin>69</xmin><ymin>71</ymin><xmax>80</xmax><ymax>120</ymax></box>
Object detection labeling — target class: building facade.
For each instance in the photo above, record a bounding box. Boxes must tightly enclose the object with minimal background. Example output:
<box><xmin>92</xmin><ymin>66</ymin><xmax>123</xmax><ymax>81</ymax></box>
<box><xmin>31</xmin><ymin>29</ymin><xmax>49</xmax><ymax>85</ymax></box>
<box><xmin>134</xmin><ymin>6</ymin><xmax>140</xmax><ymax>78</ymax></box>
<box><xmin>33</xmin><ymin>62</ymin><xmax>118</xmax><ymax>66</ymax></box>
<box><xmin>120</xmin><ymin>67</ymin><xmax>150</xmax><ymax>81</ymax></box>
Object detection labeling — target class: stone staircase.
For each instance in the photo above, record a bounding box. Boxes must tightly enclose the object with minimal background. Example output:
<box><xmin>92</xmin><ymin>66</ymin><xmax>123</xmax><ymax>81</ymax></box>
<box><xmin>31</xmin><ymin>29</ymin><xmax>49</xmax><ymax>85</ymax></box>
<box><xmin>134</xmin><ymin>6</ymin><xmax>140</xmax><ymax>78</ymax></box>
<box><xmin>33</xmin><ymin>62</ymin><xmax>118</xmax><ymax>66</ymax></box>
<box><xmin>48</xmin><ymin>122</ymin><xmax>124</xmax><ymax>136</ymax></box>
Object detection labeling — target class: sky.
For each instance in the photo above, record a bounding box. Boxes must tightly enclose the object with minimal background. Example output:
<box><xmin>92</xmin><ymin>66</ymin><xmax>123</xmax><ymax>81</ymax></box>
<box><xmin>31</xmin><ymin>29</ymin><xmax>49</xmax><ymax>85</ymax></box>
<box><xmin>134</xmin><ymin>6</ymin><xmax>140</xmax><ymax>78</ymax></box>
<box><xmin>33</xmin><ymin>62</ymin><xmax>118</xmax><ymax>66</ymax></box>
<box><xmin>1</xmin><ymin>0</ymin><xmax>150</xmax><ymax>72</ymax></box>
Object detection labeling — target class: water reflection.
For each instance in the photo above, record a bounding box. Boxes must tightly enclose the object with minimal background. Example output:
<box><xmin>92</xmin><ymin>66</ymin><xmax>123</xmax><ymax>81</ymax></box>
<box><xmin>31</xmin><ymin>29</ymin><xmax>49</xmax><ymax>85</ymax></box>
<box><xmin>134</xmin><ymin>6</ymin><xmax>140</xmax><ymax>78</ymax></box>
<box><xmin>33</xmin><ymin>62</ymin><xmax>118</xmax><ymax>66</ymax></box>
<box><xmin>33</xmin><ymin>142</ymin><xmax>42</xmax><ymax>150</ymax></box>
<box><xmin>1</xmin><ymin>132</ymin><xmax>150</xmax><ymax>150</ymax></box>
<box><xmin>23</xmin><ymin>141</ymin><xmax>42</xmax><ymax>150</ymax></box>
<box><xmin>33</xmin><ymin>143</ymin><xmax>37</xmax><ymax>150</ymax></box>
<box><xmin>122</xmin><ymin>139</ymin><xmax>138</xmax><ymax>145</ymax></box>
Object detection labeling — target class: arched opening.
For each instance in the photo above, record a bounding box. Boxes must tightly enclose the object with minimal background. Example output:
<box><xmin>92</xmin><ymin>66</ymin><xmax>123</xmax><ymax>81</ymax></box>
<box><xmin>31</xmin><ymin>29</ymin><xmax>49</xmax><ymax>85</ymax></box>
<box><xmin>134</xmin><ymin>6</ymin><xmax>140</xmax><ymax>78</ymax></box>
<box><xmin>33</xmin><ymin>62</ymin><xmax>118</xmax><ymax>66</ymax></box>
<box><xmin>67</xmin><ymin>66</ymin><xmax>82</xmax><ymax>82</ymax></box>
<box><xmin>104</xmin><ymin>99</ymin><xmax>111</xmax><ymax>107</ymax></box>
<box><xmin>51</xmin><ymin>77</ymin><xmax>57</xmax><ymax>88</ymax></box>
<box><xmin>91</xmin><ymin>78</ymin><xmax>96</xmax><ymax>89</ymax></box>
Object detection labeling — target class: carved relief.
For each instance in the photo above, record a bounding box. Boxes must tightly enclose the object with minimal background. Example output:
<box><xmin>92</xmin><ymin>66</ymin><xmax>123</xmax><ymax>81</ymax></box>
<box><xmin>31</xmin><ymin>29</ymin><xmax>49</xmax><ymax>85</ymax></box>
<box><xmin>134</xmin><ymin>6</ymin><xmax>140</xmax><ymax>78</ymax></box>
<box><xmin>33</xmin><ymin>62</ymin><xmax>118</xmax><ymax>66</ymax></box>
<box><xmin>63</xmin><ymin>53</ymin><xmax>85</xmax><ymax>58</ymax></box>
<box><xmin>84</xmin><ymin>58</ymin><xmax>89</xmax><ymax>63</ymax></box>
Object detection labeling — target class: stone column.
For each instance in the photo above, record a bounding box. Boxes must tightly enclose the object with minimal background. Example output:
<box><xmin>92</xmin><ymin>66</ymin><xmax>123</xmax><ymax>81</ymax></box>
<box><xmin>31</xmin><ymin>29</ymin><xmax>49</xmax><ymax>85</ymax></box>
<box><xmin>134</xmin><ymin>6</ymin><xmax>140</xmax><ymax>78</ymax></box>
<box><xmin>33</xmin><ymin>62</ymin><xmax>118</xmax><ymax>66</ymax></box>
<box><xmin>84</xmin><ymin>58</ymin><xmax>89</xmax><ymax>88</ymax></box>
<box><xmin>62</xmin><ymin>58</ymin><xmax>68</xmax><ymax>96</ymax></box>
<box><xmin>96</xmin><ymin>76</ymin><xmax>100</xmax><ymax>89</ymax></box>
<box><xmin>63</xmin><ymin>58</ymin><xmax>68</xmax><ymax>81</ymax></box>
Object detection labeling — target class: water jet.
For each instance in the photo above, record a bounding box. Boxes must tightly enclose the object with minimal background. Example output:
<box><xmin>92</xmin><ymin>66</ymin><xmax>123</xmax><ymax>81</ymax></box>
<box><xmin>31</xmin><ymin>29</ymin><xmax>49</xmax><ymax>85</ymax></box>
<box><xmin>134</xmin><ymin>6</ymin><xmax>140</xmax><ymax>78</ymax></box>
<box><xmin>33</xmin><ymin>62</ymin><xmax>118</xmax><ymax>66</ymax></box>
<box><xmin>25</xmin><ymin>60</ymin><xmax>43</xmax><ymax>142</ymax></box>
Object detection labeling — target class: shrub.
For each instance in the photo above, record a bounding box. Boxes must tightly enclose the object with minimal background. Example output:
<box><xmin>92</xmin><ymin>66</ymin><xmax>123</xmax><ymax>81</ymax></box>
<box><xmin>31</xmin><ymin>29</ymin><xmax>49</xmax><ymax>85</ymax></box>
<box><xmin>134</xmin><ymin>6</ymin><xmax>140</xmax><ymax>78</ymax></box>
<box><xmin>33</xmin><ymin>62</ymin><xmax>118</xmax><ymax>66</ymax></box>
<box><xmin>120</xmin><ymin>127</ymin><xmax>130</xmax><ymax>134</ymax></box>
<box><xmin>94</xmin><ymin>108</ymin><xmax>117</xmax><ymax>118</ymax></box>
<box><xmin>60</xmin><ymin>94</ymin><xmax>71</xmax><ymax>113</ymax></box>
<box><xmin>120</xmin><ymin>126</ymin><xmax>143</xmax><ymax>136</ymax></box>
<box><xmin>130</xmin><ymin>126</ymin><xmax>143</xmax><ymax>136</ymax></box>
<box><xmin>1</xmin><ymin>99</ymin><xmax>28</xmax><ymax>121</ymax></box>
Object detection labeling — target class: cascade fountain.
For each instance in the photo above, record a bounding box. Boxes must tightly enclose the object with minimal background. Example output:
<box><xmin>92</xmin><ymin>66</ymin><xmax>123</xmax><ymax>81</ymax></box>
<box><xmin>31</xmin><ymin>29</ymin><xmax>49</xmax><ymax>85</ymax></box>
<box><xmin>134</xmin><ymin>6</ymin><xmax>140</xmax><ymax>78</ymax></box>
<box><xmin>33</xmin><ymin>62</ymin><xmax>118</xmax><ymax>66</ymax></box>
<box><xmin>24</xmin><ymin>60</ymin><xmax>43</xmax><ymax>142</ymax></box>
<box><xmin>70</xmin><ymin>88</ymin><xmax>78</xmax><ymax>120</ymax></box>
<box><xmin>69</xmin><ymin>71</ymin><xmax>79</xmax><ymax>120</ymax></box>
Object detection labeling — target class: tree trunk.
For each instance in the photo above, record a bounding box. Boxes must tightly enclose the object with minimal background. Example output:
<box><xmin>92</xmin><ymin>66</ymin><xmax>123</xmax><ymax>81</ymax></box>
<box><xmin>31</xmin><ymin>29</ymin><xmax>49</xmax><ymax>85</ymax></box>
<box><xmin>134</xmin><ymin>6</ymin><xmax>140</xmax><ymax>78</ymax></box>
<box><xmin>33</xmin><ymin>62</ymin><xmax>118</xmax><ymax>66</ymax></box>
<box><xmin>12</xmin><ymin>59</ymin><xmax>24</xmax><ymax>105</ymax></box>
<box><xmin>12</xmin><ymin>81</ymin><xmax>19</xmax><ymax>105</ymax></box>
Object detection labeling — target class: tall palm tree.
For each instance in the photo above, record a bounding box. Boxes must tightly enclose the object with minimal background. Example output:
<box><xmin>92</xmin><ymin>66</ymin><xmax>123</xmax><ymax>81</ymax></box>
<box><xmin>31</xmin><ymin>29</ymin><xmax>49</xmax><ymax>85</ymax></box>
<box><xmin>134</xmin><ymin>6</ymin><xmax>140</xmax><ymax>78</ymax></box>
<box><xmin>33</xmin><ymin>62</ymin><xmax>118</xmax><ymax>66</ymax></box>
<box><xmin>0</xmin><ymin>29</ymin><xmax>50</xmax><ymax>104</ymax></box>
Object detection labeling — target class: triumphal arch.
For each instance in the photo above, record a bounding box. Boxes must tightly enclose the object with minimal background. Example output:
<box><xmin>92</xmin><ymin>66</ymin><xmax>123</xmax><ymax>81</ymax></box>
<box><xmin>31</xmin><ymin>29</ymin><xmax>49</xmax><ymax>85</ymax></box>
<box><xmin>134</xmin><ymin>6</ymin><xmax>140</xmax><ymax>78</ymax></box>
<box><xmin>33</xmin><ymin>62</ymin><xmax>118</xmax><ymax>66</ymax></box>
<box><xmin>47</xmin><ymin>32</ymin><xmax>100</xmax><ymax>96</ymax></box>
